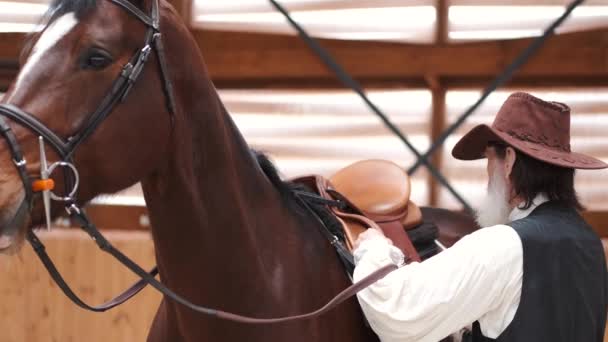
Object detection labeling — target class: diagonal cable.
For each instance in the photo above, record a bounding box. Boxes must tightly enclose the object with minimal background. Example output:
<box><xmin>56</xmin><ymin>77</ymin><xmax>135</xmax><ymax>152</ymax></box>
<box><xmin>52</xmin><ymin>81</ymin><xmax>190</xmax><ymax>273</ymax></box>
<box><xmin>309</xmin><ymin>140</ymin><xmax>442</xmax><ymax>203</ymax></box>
<box><xmin>268</xmin><ymin>0</ymin><xmax>473</xmax><ymax>212</ymax></box>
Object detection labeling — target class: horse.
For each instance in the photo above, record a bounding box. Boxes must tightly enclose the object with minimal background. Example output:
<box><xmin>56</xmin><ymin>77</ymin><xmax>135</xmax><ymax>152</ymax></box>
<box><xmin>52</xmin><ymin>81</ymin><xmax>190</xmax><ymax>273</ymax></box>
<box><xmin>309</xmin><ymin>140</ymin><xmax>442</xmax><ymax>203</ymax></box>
<box><xmin>0</xmin><ymin>0</ymin><xmax>479</xmax><ymax>341</ymax></box>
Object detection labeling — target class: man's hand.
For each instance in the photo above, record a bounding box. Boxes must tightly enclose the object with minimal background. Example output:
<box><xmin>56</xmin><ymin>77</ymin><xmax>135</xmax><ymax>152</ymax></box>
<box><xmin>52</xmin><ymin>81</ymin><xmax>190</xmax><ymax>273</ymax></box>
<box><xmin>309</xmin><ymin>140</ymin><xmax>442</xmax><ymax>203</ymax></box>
<box><xmin>353</xmin><ymin>228</ymin><xmax>392</xmax><ymax>250</ymax></box>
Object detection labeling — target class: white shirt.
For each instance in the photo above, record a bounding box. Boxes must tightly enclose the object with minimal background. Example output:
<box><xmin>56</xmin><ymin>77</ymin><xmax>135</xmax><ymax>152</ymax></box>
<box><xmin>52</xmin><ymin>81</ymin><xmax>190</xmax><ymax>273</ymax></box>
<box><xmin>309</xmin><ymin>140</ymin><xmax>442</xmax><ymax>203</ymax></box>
<box><xmin>353</xmin><ymin>195</ymin><xmax>549</xmax><ymax>342</ymax></box>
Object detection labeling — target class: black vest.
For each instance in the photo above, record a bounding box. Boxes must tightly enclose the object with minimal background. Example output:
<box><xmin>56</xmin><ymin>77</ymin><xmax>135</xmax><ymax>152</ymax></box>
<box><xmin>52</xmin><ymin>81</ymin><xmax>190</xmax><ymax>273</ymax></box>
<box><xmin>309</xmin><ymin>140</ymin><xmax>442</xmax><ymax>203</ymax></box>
<box><xmin>472</xmin><ymin>201</ymin><xmax>608</xmax><ymax>341</ymax></box>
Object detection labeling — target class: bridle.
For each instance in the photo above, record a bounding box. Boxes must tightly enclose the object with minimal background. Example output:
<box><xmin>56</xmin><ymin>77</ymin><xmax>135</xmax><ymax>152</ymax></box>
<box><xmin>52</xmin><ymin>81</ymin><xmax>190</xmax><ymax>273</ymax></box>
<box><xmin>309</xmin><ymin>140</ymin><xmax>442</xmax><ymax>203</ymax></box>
<box><xmin>0</xmin><ymin>0</ymin><xmax>176</xmax><ymax>231</ymax></box>
<box><xmin>0</xmin><ymin>0</ymin><xmax>402</xmax><ymax>323</ymax></box>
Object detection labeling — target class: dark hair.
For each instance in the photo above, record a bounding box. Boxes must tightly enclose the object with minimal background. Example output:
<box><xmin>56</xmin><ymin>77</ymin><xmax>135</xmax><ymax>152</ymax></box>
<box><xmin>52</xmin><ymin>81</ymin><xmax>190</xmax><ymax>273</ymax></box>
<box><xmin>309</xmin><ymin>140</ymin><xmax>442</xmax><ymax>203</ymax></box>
<box><xmin>253</xmin><ymin>150</ymin><xmax>294</xmax><ymax>198</ymax></box>
<box><xmin>21</xmin><ymin>0</ymin><xmax>98</xmax><ymax>61</ymax></box>
<box><xmin>490</xmin><ymin>143</ymin><xmax>583</xmax><ymax>211</ymax></box>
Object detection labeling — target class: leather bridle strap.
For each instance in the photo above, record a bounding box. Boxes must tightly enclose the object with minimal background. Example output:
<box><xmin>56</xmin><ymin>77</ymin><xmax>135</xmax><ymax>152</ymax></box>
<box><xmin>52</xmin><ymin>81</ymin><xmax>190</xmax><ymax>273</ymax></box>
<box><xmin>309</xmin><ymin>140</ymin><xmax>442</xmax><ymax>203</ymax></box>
<box><xmin>217</xmin><ymin>264</ymin><xmax>398</xmax><ymax>324</ymax></box>
<box><xmin>64</xmin><ymin>0</ymin><xmax>175</xmax><ymax>160</ymax></box>
<box><xmin>64</xmin><ymin>38</ymin><xmax>158</xmax><ymax>159</ymax></box>
<box><xmin>31</xmin><ymin>206</ymin><xmax>402</xmax><ymax>322</ymax></box>
<box><xmin>27</xmin><ymin>230</ymin><xmax>158</xmax><ymax>312</ymax></box>
<box><xmin>0</xmin><ymin>114</ymin><xmax>33</xmax><ymax>198</ymax></box>
<box><xmin>0</xmin><ymin>104</ymin><xmax>71</xmax><ymax>158</ymax></box>
<box><xmin>108</xmin><ymin>0</ymin><xmax>155</xmax><ymax>27</ymax></box>
<box><xmin>0</xmin><ymin>113</ymin><xmax>32</xmax><ymax>238</ymax></box>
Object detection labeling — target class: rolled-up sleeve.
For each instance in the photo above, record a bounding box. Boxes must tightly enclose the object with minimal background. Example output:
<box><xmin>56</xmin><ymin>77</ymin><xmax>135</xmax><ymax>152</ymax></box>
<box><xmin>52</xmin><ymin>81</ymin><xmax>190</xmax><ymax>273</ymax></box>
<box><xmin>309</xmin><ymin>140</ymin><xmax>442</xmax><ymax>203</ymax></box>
<box><xmin>353</xmin><ymin>225</ymin><xmax>523</xmax><ymax>342</ymax></box>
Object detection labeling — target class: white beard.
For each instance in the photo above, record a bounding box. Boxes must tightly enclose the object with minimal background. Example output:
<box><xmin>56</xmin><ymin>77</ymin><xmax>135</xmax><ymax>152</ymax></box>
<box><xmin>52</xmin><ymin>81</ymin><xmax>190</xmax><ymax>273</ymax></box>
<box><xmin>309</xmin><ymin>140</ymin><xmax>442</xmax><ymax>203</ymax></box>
<box><xmin>475</xmin><ymin>168</ymin><xmax>512</xmax><ymax>227</ymax></box>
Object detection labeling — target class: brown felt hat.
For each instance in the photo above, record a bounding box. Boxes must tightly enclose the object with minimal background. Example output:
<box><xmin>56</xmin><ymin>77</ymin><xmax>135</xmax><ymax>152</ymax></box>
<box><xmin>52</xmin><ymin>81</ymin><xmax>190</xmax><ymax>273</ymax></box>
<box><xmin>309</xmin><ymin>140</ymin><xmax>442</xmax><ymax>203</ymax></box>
<box><xmin>452</xmin><ymin>92</ymin><xmax>608</xmax><ymax>169</ymax></box>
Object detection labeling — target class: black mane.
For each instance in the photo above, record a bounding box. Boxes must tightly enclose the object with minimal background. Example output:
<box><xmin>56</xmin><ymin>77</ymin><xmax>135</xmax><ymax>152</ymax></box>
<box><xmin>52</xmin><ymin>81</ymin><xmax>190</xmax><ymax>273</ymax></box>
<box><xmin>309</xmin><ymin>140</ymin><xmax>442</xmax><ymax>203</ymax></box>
<box><xmin>43</xmin><ymin>0</ymin><xmax>98</xmax><ymax>28</ymax></box>
<box><xmin>21</xmin><ymin>0</ymin><xmax>98</xmax><ymax>60</ymax></box>
<box><xmin>253</xmin><ymin>150</ymin><xmax>297</xmax><ymax>198</ymax></box>
<box><xmin>253</xmin><ymin>150</ymin><xmax>347</xmax><ymax>245</ymax></box>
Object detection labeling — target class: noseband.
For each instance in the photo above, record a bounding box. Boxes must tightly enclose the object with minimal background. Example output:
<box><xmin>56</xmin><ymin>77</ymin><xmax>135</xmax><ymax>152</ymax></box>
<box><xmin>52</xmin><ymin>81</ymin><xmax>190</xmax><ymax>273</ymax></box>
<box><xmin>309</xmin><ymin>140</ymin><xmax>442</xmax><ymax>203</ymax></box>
<box><xmin>0</xmin><ymin>0</ymin><xmax>401</xmax><ymax>323</ymax></box>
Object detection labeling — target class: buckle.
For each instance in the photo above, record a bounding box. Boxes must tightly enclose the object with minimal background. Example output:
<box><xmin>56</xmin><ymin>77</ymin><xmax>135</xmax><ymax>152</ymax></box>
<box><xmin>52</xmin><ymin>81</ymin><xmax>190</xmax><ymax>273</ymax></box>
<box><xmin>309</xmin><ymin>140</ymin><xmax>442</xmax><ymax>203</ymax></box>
<box><xmin>13</xmin><ymin>157</ymin><xmax>26</xmax><ymax>167</ymax></box>
<box><xmin>130</xmin><ymin>45</ymin><xmax>152</xmax><ymax>81</ymax></box>
<box><xmin>330</xmin><ymin>235</ymin><xmax>340</xmax><ymax>246</ymax></box>
<box><xmin>65</xmin><ymin>203</ymin><xmax>81</xmax><ymax>216</ymax></box>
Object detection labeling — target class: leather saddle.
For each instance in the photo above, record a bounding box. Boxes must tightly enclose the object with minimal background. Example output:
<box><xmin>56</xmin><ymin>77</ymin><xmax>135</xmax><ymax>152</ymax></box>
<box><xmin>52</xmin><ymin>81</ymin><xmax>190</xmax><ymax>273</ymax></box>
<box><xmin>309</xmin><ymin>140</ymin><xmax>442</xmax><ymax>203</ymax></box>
<box><xmin>294</xmin><ymin>159</ymin><xmax>426</xmax><ymax>262</ymax></box>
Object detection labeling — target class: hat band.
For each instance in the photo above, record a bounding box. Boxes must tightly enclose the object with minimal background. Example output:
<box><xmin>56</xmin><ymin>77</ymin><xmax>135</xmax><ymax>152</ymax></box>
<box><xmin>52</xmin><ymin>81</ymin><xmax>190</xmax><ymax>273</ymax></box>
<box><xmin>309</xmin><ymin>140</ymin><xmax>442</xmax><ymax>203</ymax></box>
<box><xmin>497</xmin><ymin>127</ymin><xmax>571</xmax><ymax>152</ymax></box>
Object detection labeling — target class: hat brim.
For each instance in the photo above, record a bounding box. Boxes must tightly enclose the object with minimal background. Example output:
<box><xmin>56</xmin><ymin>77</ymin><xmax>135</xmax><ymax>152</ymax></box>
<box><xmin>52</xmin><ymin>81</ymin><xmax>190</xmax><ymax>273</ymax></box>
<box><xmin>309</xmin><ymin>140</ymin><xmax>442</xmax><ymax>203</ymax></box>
<box><xmin>452</xmin><ymin>124</ymin><xmax>608</xmax><ymax>170</ymax></box>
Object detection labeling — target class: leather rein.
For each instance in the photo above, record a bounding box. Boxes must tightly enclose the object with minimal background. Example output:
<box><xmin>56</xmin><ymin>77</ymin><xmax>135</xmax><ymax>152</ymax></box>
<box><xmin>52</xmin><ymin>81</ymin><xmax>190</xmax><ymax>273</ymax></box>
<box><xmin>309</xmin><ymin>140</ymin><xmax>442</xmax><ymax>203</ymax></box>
<box><xmin>0</xmin><ymin>0</ymin><xmax>404</xmax><ymax>323</ymax></box>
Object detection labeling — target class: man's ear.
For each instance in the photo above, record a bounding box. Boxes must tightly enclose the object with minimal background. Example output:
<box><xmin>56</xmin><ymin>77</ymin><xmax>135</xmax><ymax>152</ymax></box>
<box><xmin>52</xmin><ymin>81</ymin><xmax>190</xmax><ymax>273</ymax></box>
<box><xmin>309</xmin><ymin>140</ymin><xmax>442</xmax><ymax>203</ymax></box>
<box><xmin>505</xmin><ymin>146</ymin><xmax>517</xmax><ymax>178</ymax></box>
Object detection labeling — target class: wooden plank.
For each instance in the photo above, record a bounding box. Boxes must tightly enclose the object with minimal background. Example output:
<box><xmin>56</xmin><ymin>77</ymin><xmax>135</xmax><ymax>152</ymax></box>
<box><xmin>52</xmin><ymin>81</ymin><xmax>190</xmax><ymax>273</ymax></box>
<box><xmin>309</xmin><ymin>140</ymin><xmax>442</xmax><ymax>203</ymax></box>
<box><xmin>583</xmin><ymin>211</ymin><xmax>608</xmax><ymax>237</ymax></box>
<box><xmin>436</xmin><ymin>0</ymin><xmax>449</xmax><ymax>45</ymax></box>
<box><xmin>81</xmin><ymin>204</ymin><xmax>149</xmax><ymax>231</ymax></box>
<box><xmin>197</xmin><ymin>0</ymin><xmax>433</xmax><ymax>14</ymax></box>
<box><xmin>0</xmin><ymin>32</ymin><xmax>25</xmax><ymax>91</ymax></box>
<box><xmin>454</xmin><ymin>0</ymin><xmax>608</xmax><ymax>5</ymax></box>
<box><xmin>1</xmin><ymin>28</ymin><xmax>607</xmax><ymax>91</ymax></box>
<box><xmin>0</xmin><ymin>247</ymin><xmax>26</xmax><ymax>342</ymax></box>
<box><xmin>427</xmin><ymin>0</ymin><xmax>447</xmax><ymax>207</ymax></box>
<box><xmin>429</xmin><ymin>84</ymin><xmax>446</xmax><ymax>207</ymax></box>
<box><xmin>0</xmin><ymin>229</ymin><xmax>160</xmax><ymax>342</ymax></box>
<box><xmin>0</xmin><ymin>33</ymin><xmax>24</xmax><ymax>61</ymax></box>
<box><xmin>73</xmin><ymin>202</ymin><xmax>608</xmax><ymax>239</ymax></box>
<box><xmin>192</xmin><ymin>28</ymin><xmax>608</xmax><ymax>81</ymax></box>
<box><xmin>210</xmin><ymin>76</ymin><xmax>608</xmax><ymax>90</ymax></box>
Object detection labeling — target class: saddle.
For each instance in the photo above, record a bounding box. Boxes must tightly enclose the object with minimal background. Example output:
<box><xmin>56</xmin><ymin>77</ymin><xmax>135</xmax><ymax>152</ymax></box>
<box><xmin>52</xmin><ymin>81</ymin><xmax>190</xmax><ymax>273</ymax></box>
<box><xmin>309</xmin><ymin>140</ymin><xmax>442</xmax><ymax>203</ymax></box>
<box><xmin>294</xmin><ymin>160</ymin><xmax>429</xmax><ymax>263</ymax></box>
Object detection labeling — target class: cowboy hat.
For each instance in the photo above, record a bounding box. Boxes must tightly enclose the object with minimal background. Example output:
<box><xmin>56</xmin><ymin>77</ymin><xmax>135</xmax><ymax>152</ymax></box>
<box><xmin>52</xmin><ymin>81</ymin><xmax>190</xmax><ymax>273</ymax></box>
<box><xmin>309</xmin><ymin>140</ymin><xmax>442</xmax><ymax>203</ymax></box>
<box><xmin>452</xmin><ymin>92</ymin><xmax>608</xmax><ymax>169</ymax></box>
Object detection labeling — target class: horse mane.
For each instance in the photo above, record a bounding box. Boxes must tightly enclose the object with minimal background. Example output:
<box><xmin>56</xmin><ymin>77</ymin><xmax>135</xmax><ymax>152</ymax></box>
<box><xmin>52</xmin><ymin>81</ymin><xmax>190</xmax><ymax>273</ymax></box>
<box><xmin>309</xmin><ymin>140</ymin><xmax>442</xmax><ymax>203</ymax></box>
<box><xmin>253</xmin><ymin>150</ymin><xmax>346</xmax><ymax>241</ymax></box>
<box><xmin>21</xmin><ymin>0</ymin><xmax>98</xmax><ymax>62</ymax></box>
<box><xmin>252</xmin><ymin>150</ymin><xmax>297</xmax><ymax>198</ymax></box>
<box><xmin>252</xmin><ymin>150</ymin><xmax>313</xmax><ymax>209</ymax></box>
<box><xmin>44</xmin><ymin>0</ymin><xmax>99</xmax><ymax>26</ymax></box>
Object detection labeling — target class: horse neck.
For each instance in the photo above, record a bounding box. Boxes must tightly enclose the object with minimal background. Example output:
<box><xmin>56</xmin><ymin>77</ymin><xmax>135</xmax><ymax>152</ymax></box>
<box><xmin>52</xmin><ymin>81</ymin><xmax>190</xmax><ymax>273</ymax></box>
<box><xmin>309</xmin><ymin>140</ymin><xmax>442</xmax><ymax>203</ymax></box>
<box><xmin>142</xmin><ymin>95</ymin><xmax>296</xmax><ymax>280</ymax></box>
<box><xmin>139</xmin><ymin>14</ymin><xmax>335</xmax><ymax>308</ymax></box>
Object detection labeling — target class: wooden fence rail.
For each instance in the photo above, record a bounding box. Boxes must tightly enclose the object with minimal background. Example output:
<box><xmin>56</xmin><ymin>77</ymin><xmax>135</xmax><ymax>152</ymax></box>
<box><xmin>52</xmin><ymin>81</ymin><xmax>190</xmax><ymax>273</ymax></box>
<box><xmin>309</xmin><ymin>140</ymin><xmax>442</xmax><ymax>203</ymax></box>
<box><xmin>0</xmin><ymin>228</ymin><xmax>606</xmax><ymax>341</ymax></box>
<box><xmin>0</xmin><ymin>229</ymin><xmax>160</xmax><ymax>342</ymax></box>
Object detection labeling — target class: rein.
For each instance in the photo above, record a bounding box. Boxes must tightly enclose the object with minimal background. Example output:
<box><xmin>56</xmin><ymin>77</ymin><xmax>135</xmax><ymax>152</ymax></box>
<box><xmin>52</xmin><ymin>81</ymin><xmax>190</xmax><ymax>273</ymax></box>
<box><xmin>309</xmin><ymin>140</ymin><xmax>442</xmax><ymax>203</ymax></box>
<box><xmin>29</xmin><ymin>207</ymin><xmax>401</xmax><ymax>322</ymax></box>
<box><xmin>0</xmin><ymin>0</ymin><xmax>405</xmax><ymax>324</ymax></box>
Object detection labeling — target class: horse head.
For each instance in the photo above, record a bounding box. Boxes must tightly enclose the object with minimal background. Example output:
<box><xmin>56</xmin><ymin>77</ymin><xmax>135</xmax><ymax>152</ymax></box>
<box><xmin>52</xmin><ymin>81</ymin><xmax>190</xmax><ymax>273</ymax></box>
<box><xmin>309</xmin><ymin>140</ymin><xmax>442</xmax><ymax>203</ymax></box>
<box><xmin>0</xmin><ymin>0</ymin><xmax>177</xmax><ymax>251</ymax></box>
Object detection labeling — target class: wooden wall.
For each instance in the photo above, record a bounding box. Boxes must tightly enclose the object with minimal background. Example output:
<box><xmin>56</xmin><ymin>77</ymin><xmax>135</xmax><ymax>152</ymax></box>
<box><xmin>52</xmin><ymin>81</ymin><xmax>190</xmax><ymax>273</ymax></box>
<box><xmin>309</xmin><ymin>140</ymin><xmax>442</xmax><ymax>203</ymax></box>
<box><xmin>0</xmin><ymin>229</ymin><xmax>160</xmax><ymax>342</ymax></box>
<box><xmin>0</xmin><ymin>224</ymin><xmax>606</xmax><ymax>341</ymax></box>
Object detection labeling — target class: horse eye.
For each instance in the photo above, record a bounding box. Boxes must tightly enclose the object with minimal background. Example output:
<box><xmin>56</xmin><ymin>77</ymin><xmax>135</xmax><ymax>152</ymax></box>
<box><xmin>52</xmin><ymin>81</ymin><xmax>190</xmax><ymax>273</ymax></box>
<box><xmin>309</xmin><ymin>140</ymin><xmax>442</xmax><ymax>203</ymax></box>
<box><xmin>81</xmin><ymin>49</ymin><xmax>113</xmax><ymax>70</ymax></box>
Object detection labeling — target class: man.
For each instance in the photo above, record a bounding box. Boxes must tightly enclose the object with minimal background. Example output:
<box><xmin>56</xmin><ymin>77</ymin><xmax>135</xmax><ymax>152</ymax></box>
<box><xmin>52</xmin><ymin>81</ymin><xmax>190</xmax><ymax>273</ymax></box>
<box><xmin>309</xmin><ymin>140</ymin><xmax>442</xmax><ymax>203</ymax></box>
<box><xmin>353</xmin><ymin>92</ymin><xmax>608</xmax><ymax>341</ymax></box>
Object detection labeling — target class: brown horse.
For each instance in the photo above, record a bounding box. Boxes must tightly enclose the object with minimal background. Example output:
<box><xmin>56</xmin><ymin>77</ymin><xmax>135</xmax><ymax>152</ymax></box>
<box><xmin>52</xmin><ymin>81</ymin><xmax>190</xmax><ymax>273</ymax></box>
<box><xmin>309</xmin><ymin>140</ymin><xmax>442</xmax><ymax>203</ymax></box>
<box><xmin>0</xmin><ymin>0</ymin><xmax>479</xmax><ymax>341</ymax></box>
